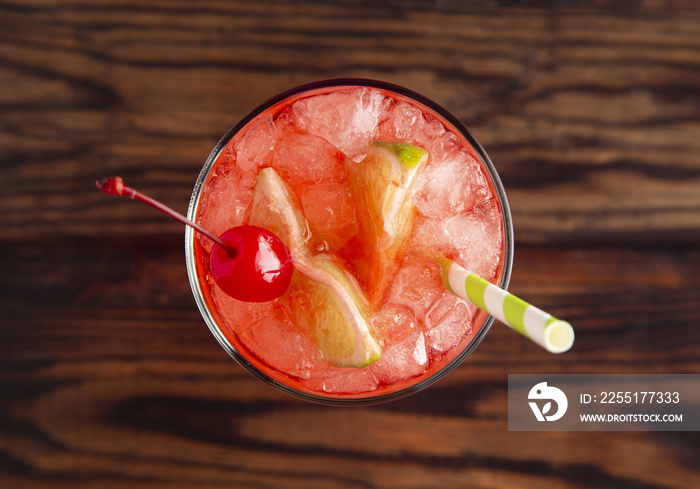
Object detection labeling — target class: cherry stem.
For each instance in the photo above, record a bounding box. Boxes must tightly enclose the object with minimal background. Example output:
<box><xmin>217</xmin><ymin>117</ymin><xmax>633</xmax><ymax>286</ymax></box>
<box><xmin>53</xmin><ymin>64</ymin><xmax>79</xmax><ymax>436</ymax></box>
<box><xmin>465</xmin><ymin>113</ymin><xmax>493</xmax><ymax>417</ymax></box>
<box><xmin>96</xmin><ymin>177</ymin><xmax>237</xmax><ymax>257</ymax></box>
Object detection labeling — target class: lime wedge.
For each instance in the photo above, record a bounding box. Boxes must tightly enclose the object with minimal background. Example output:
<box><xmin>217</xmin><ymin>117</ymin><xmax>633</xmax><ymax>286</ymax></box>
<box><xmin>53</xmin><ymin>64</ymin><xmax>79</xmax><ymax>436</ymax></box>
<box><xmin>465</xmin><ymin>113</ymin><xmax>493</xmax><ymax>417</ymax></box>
<box><xmin>355</xmin><ymin>141</ymin><xmax>428</xmax><ymax>248</ymax></box>
<box><xmin>347</xmin><ymin>140</ymin><xmax>429</xmax><ymax>302</ymax></box>
<box><xmin>249</xmin><ymin>168</ymin><xmax>382</xmax><ymax>368</ymax></box>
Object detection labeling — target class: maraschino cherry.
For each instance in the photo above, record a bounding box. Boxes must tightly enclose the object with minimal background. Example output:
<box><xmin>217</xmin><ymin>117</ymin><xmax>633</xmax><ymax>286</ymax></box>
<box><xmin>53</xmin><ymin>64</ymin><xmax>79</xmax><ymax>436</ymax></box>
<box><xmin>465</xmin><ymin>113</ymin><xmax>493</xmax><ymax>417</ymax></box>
<box><xmin>96</xmin><ymin>177</ymin><xmax>293</xmax><ymax>302</ymax></box>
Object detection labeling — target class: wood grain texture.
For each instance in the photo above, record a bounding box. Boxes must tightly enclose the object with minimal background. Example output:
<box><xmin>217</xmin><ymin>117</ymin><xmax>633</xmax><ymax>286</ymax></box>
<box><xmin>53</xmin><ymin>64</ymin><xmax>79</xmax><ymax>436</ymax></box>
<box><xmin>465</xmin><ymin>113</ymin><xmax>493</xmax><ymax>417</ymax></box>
<box><xmin>2</xmin><ymin>0</ymin><xmax>700</xmax><ymax>244</ymax></box>
<box><xmin>1</xmin><ymin>1</ymin><xmax>699</xmax><ymax>488</ymax></box>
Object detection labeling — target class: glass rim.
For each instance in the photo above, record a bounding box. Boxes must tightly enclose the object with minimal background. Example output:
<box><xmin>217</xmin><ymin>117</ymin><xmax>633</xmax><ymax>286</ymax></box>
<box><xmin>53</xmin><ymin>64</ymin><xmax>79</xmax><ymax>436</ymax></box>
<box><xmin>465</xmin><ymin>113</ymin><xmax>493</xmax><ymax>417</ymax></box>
<box><xmin>185</xmin><ymin>78</ymin><xmax>514</xmax><ymax>406</ymax></box>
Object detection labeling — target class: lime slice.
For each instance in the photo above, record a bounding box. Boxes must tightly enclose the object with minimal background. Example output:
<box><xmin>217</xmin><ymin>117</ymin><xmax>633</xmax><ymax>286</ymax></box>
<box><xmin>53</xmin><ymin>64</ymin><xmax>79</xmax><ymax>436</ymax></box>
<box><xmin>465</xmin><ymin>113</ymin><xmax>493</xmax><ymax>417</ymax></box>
<box><xmin>249</xmin><ymin>168</ymin><xmax>382</xmax><ymax>368</ymax></box>
<box><xmin>347</xmin><ymin>140</ymin><xmax>429</xmax><ymax>302</ymax></box>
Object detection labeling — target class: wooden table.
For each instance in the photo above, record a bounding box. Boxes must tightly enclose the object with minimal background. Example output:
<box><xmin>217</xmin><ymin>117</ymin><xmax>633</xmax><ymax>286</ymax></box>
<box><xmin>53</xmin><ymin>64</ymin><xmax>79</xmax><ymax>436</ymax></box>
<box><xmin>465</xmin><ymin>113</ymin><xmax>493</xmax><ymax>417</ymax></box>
<box><xmin>2</xmin><ymin>1</ymin><xmax>699</xmax><ymax>487</ymax></box>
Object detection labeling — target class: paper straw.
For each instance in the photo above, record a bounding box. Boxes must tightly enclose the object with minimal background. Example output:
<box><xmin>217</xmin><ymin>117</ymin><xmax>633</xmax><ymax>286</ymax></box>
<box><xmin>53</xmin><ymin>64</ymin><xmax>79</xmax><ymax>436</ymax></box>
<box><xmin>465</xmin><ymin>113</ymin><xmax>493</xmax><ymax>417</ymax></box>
<box><xmin>436</xmin><ymin>257</ymin><xmax>574</xmax><ymax>354</ymax></box>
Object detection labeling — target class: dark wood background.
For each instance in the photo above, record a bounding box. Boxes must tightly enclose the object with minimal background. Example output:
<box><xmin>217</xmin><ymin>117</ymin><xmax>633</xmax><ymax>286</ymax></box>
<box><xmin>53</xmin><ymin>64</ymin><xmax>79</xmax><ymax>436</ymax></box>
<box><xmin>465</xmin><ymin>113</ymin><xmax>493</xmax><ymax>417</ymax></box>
<box><xmin>2</xmin><ymin>1</ymin><xmax>699</xmax><ymax>487</ymax></box>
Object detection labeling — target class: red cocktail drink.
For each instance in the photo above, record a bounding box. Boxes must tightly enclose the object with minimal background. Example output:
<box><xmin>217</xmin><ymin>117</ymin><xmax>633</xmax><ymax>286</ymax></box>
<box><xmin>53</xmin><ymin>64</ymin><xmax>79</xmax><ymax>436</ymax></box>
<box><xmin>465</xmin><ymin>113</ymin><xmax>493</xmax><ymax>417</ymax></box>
<box><xmin>186</xmin><ymin>79</ymin><xmax>513</xmax><ymax>404</ymax></box>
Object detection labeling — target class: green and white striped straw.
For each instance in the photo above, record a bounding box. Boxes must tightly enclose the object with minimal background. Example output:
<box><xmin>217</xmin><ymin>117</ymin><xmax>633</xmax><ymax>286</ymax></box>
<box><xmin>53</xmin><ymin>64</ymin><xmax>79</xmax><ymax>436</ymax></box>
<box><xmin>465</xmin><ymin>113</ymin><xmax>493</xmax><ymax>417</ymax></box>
<box><xmin>437</xmin><ymin>257</ymin><xmax>574</xmax><ymax>354</ymax></box>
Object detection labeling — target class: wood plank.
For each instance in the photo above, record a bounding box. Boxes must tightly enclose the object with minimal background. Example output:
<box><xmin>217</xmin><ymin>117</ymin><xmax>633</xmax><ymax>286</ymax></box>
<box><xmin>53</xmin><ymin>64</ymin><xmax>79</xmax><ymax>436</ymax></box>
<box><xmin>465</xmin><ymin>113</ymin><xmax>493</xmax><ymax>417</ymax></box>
<box><xmin>2</xmin><ymin>244</ymin><xmax>698</xmax><ymax>370</ymax></box>
<box><xmin>1</xmin><ymin>2</ymin><xmax>699</xmax><ymax>244</ymax></box>
<box><xmin>1</xmin><ymin>241</ymin><xmax>699</xmax><ymax>486</ymax></box>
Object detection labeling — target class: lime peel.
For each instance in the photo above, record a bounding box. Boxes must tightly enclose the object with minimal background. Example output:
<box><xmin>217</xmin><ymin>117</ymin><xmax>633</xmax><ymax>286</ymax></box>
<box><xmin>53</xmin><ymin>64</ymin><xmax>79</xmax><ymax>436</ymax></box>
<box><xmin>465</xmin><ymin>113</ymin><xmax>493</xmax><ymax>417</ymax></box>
<box><xmin>373</xmin><ymin>140</ymin><xmax>427</xmax><ymax>168</ymax></box>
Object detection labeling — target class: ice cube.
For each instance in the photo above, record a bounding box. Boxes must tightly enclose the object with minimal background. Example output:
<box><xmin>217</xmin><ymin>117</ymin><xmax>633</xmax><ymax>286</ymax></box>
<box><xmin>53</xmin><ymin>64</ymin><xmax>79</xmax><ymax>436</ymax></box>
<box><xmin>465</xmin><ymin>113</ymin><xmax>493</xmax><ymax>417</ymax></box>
<box><xmin>377</xmin><ymin>101</ymin><xmax>425</xmax><ymax>141</ymax></box>
<box><xmin>386</xmin><ymin>259</ymin><xmax>444</xmax><ymax>321</ymax></box>
<box><xmin>369</xmin><ymin>305</ymin><xmax>428</xmax><ymax>384</ymax></box>
<box><xmin>238</xmin><ymin>311</ymin><xmax>321</xmax><ymax>380</ymax></box>
<box><xmin>377</xmin><ymin>101</ymin><xmax>448</xmax><ymax>151</ymax></box>
<box><xmin>233</xmin><ymin>115</ymin><xmax>277</xmax><ymax>172</ymax></box>
<box><xmin>291</xmin><ymin>88</ymin><xmax>391</xmax><ymax>162</ymax></box>
<box><xmin>196</xmin><ymin>165</ymin><xmax>256</xmax><ymax>244</ymax></box>
<box><xmin>273</xmin><ymin>106</ymin><xmax>297</xmax><ymax>135</ymax></box>
<box><xmin>428</xmin><ymin>130</ymin><xmax>462</xmax><ymax>165</ymax></box>
<box><xmin>297</xmin><ymin>181</ymin><xmax>360</xmax><ymax>251</ymax></box>
<box><xmin>411</xmin><ymin>199</ymin><xmax>503</xmax><ymax>280</ymax></box>
<box><xmin>213</xmin><ymin>289</ymin><xmax>276</xmax><ymax>333</ymax></box>
<box><xmin>304</xmin><ymin>367</ymin><xmax>379</xmax><ymax>394</ymax></box>
<box><xmin>413</xmin><ymin>150</ymin><xmax>489</xmax><ymax>219</ymax></box>
<box><xmin>421</xmin><ymin>113</ymin><xmax>449</xmax><ymax>143</ymax></box>
<box><xmin>423</xmin><ymin>293</ymin><xmax>475</xmax><ymax>353</ymax></box>
<box><xmin>271</xmin><ymin>132</ymin><xmax>346</xmax><ymax>186</ymax></box>
<box><xmin>451</xmin><ymin>200</ymin><xmax>503</xmax><ymax>280</ymax></box>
